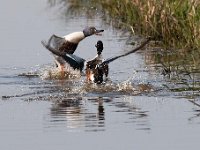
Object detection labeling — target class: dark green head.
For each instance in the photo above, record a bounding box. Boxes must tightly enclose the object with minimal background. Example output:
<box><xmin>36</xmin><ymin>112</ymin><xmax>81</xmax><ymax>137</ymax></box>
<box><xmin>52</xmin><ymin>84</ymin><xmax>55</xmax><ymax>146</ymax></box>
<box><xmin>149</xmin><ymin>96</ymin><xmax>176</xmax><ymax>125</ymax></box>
<box><xmin>95</xmin><ymin>40</ymin><xmax>104</xmax><ymax>55</ymax></box>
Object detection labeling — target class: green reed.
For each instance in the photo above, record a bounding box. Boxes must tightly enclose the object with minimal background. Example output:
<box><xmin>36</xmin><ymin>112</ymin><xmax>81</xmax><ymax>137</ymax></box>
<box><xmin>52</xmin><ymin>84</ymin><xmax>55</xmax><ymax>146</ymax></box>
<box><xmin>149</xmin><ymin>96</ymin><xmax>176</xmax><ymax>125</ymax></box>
<box><xmin>96</xmin><ymin>0</ymin><xmax>200</xmax><ymax>49</ymax></box>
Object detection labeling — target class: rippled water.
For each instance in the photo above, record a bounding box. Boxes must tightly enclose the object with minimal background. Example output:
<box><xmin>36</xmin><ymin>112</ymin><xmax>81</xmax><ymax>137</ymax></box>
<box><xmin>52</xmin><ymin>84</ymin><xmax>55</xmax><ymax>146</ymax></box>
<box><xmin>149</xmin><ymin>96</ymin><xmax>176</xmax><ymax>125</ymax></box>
<box><xmin>0</xmin><ymin>0</ymin><xmax>200</xmax><ymax>150</ymax></box>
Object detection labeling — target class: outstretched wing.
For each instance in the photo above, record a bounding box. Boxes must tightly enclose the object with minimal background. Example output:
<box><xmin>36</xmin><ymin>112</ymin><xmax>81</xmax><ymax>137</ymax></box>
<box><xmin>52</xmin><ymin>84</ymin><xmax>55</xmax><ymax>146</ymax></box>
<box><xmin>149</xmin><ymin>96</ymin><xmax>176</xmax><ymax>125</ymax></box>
<box><xmin>47</xmin><ymin>35</ymin><xmax>67</xmax><ymax>50</ymax></box>
<box><xmin>101</xmin><ymin>38</ymin><xmax>151</xmax><ymax>65</ymax></box>
<box><xmin>41</xmin><ymin>40</ymin><xmax>66</xmax><ymax>56</ymax></box>
<box><xmin>44</xmin><ymin>34</ymin><xmax>78</xmax><ymax>54</ymax></box>
<box><xmin>41</xmin><ymin>40</ymin><xmax>85</xmax><ymax>71</ymax></box>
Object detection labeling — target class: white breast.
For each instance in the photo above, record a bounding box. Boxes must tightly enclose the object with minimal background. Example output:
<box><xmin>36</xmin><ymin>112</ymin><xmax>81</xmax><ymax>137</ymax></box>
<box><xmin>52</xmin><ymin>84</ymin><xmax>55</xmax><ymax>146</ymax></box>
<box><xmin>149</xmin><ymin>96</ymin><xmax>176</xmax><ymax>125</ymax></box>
<box><xmin>63</xmin><ymin>32</ymin><xmax>85</xmax><ymax>44</ymax></box>
<box><xmin>89</xmin><ymin>73</ymin><xmax>95</xmax><ymax>82</ymax></box>
<box><xmin>89</xmin><ymin>54</ymin><xmax>104</xmax><ymax>62</ymax></box>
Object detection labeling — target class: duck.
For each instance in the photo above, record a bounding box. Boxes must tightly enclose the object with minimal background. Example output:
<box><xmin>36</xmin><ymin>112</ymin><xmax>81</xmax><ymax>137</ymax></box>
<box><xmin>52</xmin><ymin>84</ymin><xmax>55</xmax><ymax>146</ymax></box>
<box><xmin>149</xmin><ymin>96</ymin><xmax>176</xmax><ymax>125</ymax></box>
<box><xmin>85</xmin><ymin>38</ymin><xmax>151</xmax><ymax>84</ymax></box>
<box><xmin>41</xmin><ymin>26</ymin><xmax>104</xmax><ymax>72</ymax></box>
<box><xmin>86</xmin><ymin>40</ymin><xmax>109</xmax><ymax>84</ymax></box>
<box><xmin>43</xmin><ymin>37</ymin><xmax>151</xmax><ymax>83</ymax></box>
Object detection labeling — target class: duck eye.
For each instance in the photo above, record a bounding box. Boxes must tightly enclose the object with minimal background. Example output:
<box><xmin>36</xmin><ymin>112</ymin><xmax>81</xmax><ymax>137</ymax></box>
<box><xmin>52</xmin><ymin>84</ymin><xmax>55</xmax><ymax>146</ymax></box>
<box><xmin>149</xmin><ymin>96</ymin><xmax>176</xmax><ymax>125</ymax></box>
<box><xmin>93</xmin><ymin>28</ymin><xmax>96</xmax><ymax>33</ymax></box>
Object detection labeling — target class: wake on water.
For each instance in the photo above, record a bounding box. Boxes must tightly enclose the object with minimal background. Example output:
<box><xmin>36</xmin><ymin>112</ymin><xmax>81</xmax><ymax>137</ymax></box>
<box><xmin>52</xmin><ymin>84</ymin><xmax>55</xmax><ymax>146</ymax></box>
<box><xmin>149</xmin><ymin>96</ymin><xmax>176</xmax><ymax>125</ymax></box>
<box><xmin>14</xmin><ymin>64</ymin><xmax>154</xmax><ymax>100</ymax></box>
<box><xmin>18</xmin><ymin>63</ymin><xmax>81</xmax><ymax>80</ymax></box>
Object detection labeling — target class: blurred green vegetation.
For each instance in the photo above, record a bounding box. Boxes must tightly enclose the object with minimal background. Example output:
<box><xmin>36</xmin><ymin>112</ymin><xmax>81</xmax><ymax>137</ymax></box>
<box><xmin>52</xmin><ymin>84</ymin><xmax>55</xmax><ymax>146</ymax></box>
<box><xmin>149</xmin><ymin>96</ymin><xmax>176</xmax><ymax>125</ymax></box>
<box><xmin>99</xmin><ymin>0</ymin><xmax>200</xmax><ymax>49</ymax></box>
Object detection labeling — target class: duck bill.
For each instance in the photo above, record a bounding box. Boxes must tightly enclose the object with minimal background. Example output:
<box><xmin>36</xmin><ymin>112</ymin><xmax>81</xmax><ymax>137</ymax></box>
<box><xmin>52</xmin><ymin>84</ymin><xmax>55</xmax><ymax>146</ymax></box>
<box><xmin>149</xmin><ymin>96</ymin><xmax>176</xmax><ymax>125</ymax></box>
<box><xmin>95</xmin><ymin>29</ymin><xmax>104</xmax><ymax>36</ymax></box>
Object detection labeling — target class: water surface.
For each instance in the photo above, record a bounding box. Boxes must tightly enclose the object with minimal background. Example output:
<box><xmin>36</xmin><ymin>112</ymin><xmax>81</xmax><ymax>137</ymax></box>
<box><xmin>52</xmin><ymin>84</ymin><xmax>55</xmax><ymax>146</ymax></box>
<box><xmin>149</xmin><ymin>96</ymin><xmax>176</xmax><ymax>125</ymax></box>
<box><xmin>0</xmin><ymin>0</ymin><xmax>200</xmax><ymax>150</ymax></box>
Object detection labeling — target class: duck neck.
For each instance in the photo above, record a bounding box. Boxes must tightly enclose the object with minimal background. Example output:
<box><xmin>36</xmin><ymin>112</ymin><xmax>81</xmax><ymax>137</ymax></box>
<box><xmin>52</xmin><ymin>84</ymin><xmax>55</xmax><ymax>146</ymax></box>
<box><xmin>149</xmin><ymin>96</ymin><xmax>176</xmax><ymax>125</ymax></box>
<box><xmin>97</xmin><ymin>51</ymin><xmax>102</xmax><ymax>55</ymax></box>
<box><xmin>63</xmin><ymin>32</ymin><xmax>85</xmax><ymax>44</ymax></box>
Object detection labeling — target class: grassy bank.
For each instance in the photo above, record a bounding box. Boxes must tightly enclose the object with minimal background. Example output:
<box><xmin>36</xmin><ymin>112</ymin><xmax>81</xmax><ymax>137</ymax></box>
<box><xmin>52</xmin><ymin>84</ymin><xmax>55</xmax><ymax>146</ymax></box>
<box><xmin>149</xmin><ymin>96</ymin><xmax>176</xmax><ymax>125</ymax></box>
<box><xmin>100</xmin><ymin>0</ymin><xmax>200</xmax><ymax>49</ymax></box>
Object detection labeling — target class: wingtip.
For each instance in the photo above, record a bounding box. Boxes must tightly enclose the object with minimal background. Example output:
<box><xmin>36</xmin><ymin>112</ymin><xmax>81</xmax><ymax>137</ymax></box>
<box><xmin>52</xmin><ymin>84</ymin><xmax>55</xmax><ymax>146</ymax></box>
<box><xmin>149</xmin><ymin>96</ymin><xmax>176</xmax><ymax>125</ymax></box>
<box><xmin>41</xmin><ymin>40</ymin><xmax>47</xmax><ymax>48</ymax></box>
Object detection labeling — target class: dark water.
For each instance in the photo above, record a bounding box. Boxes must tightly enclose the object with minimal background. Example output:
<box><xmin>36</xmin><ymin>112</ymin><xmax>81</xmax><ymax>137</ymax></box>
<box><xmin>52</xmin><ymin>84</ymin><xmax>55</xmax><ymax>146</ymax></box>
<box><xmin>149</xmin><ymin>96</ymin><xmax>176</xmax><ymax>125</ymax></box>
<box><xmin>0</xmin><ymin>0</ymin><xmax>200</xmax><ymax>150</ymax></box>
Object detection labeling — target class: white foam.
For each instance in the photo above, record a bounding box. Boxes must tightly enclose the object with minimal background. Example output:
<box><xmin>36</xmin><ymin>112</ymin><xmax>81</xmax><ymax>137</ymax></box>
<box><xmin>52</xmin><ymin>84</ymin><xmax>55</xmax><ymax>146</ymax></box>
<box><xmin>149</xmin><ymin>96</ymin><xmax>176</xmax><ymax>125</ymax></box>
<box><xmin>40</xmin><ymin>64</ymin><xmax>81</xmax><ymax>80</ymax></box>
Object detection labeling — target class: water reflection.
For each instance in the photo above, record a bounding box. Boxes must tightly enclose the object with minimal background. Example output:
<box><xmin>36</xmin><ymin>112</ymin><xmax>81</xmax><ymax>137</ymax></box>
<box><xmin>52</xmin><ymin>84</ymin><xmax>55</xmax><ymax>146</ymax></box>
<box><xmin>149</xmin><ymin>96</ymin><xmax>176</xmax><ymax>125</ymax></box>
<box><xmin>45</xmin><ymin>95</ymin><xmax>150</xmax><ymax>132</ymax></box>
<box><xmin>188</xmin><ymin>109</ymin><xmax>200</xmax><ymax>124</ymax></box>
<box><xmin>1</xmin><ymin>0</ymin><xmax>200</xmax><ymax>149</ymax></box>
<box><xmin>112</xmin><ymin>97</ymin><xmax>150</xmax><ymax>130</ymax></box>
<box><xmin>144</xmin><ymin>47</ymin><xmax>200</xmax><ymax>98</ymax></box>
<box><xmin>48</xmin><ymin>97</ymin><xmax>106</xmax><ymax>132</ymax></box>
<box><xmin>0</xmin><ymin>70</ymin><xmax>151</xmax><ymax>132</ymax></box>
<box><xmin>187</xmin><ymin>99</ymin><xmax>200</xmax><ymax>124</ymax></box>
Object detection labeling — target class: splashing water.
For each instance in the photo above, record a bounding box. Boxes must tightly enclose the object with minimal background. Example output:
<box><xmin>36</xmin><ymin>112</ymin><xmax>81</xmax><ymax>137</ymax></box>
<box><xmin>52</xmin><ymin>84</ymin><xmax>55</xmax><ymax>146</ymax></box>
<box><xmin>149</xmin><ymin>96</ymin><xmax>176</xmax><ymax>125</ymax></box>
<box><xmin>14</xmin><ymin>65</ymin><xmax>154</xmax><ymax>101</ymax></box>
<box><xmin>40</xmin><ymin>63</ymin><xmax>81</xmax><ymax>80</ymax></box>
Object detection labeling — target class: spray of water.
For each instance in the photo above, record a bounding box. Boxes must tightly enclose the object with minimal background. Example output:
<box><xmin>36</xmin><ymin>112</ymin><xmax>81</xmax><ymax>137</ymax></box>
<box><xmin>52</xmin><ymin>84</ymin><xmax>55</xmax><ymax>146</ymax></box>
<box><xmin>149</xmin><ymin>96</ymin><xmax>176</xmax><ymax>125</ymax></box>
<box><xmin>39</xmin><ymin>63</ymin><xmax>81</xmax><ymax>80</ymax></box>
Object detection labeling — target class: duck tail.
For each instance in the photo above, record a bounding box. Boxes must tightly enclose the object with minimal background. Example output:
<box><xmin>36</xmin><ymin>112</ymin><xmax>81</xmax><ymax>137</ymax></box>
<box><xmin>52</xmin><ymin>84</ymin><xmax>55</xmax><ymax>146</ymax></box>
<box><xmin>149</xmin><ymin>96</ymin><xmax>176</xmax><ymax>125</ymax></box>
<box><xmin>41</xmin><ymin>40</ymin><xmax>85</xmax><ymax>71</ymax></box>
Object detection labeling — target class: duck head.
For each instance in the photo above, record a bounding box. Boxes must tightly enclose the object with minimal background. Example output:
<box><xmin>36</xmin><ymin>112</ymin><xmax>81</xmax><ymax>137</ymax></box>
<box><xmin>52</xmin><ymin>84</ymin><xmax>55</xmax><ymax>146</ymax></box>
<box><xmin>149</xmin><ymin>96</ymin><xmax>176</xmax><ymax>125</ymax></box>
<box><xmin>95</xmin><ymin>40</ymin><xmax>104</xmax><ymax>55</ymax></box>
<box><xmin>83</xmin><ymin>26</ymin><xmax>104</xmax><ymax>37</ymax></box>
